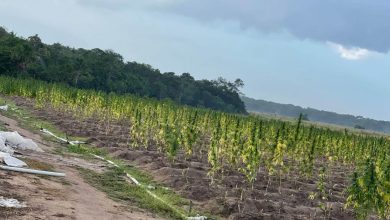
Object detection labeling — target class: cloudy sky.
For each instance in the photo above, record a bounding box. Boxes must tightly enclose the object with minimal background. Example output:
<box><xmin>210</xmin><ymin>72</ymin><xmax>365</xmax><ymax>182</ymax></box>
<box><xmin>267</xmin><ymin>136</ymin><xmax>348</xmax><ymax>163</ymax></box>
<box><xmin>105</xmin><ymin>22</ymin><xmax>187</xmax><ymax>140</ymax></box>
<box><xmin>0</xmin><ymin>0</ymin><xmax>389</xmax><ymax>120</ymax></box>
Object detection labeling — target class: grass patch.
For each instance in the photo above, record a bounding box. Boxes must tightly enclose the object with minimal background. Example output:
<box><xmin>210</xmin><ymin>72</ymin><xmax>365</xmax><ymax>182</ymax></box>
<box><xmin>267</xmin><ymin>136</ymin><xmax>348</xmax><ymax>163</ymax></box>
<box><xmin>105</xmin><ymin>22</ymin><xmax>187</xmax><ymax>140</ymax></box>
<box><xmin>23</xmin><ymin>158</ymin><xmax>54</xmax><ymax>171</ymax></box>
<box><xmin>0</xmin><ymin>121</ymin><xmax>7</xmax><ymax>131</ymax></box>
<box><xmin>123</xmin><ymin>164</ymin><xmax>154</xmax><ymax>184</ymax></box>
<box><xmin>67</xmin><ymin>144</ymin><xmax>106</xmax><ymax>156</ymax></box>
<box><xmin>0</xmin><ymin>98</ymin><xmax>9</xmax><ymax>131</ymax></box>
<box><xmin>79</xmin><ymin>167</ymin><xmax>186</xmax><ymax>220</ymax></box>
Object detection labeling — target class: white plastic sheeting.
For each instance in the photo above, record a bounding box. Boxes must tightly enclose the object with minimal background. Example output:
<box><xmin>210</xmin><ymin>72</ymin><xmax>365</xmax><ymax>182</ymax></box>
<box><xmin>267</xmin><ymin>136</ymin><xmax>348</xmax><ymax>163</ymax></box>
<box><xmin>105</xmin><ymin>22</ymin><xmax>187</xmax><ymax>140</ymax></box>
<box><xmin>0</xmin><ymin>105</ymin><xmax>8</xmax><ymax>111</ymax></box>
<box><xmin>0</xmin><ymin>131</ymin><xmax>43</xmax><ymax>153</ymax></box>
<box><xmin>0</xmin><ymin>130</ymin><xmax>65</xmax><ymax>176</ymax></box>
<box><xmin>0</xmin><ymin>197</ymin><xmax>26</xmax><ymax>208</ymax></box>
<box><xmin>0</xmin><ymin>135</ymin><xmax>14</xmax><ymax>154</ymax></box>
<box><xmin>0</xmin><ymin>131</ymin><xmax>41</xmax><ymax>168</ymax></box>
<box><xmin>0</xmin><ymin>152</ymin><xmax>9</xmax><ymax>161</ymax></box>
<box><xmin>2</xmin><ymin>154</ymin><xmax>27</xmax><ymax>167</ymax></box>
<box><xmin>1</xmin><ymin>152</ymin><xmax>27</xmax><ymax>168</ymax></box>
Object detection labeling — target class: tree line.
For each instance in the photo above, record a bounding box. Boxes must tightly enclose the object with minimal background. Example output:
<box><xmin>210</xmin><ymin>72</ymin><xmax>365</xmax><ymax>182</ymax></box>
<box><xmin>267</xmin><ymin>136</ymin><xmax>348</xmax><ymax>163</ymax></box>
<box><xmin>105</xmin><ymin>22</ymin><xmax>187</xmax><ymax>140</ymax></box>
<box><xmin>0</xmin><ymin>26</ymin><xmax>246</xmax><ymax>113</ymax></box>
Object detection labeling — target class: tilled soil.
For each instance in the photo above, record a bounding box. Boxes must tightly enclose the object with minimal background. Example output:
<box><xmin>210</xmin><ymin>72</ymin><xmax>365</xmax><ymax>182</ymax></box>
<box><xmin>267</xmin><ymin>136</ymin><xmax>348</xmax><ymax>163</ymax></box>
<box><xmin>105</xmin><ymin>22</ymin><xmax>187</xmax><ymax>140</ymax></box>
<box><xmin>10</xmin><ymin>96</ymin><xmax>364</xmax><ymax>220</ymax></box>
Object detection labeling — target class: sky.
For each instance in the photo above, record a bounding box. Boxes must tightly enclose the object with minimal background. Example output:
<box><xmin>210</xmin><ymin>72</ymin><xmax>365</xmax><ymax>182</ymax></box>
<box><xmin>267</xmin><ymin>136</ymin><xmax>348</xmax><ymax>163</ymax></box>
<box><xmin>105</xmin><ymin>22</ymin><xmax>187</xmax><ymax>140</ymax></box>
<box><xmin>0</xmin><ymin>0</ymin><xmax>389</xmax><ymax>121</ymax></box>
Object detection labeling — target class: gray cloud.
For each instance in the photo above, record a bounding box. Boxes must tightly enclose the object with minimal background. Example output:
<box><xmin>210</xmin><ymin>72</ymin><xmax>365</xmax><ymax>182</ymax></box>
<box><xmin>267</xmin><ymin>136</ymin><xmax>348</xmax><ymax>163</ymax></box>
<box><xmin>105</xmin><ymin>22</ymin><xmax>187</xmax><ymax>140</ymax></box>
<box><xmin>75</xmin><ymin>0</ymin><xmax>180</xmax><ymax>11</ymax></box>
<box><xmin>159</xmin><ymin>0</ymin><xmax>390</xmax><ymax>53</ymax></box>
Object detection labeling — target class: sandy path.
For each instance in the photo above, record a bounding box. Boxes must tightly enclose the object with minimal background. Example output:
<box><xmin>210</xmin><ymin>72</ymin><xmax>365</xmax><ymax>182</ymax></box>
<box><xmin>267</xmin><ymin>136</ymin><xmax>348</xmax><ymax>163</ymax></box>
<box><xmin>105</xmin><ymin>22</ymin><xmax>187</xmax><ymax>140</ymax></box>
<box><xmin>0</xmin><ymin>113</ymin><xmax>162</xmax><ymax>220</ymax></box>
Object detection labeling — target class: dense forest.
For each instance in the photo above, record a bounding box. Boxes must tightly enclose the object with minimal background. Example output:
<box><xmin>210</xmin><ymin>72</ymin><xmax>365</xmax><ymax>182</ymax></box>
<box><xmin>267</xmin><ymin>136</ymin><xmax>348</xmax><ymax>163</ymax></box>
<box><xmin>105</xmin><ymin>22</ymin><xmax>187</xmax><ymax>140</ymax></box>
<box><xmin>242</xmin><ymin>96</ymin><xmax>390</xmax><ymax>134</ymax></box>
<box><xmin>0</xmin><ymin>26</ymin><xmax>246</xmax><ymax>113</ymax></box>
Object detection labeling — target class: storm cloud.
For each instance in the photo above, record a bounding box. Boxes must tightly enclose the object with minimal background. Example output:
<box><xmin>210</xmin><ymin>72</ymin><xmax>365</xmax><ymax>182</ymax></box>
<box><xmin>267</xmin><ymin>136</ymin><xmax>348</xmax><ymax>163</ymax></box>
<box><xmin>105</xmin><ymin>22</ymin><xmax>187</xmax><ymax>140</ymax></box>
<box><xmin>157</xmin><ymin>0</ymin><xmax>390</xmax><ymax>53</ymax></box>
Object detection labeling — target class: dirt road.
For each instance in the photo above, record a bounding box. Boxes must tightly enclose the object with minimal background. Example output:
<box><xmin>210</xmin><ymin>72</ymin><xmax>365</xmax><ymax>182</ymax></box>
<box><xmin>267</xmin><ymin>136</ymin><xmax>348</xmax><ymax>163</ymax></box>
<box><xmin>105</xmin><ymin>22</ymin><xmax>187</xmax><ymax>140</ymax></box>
<box><xmin>0</xmin><ymin>113</ymin><xmax>162</xmax><ymax>220</ymax></box>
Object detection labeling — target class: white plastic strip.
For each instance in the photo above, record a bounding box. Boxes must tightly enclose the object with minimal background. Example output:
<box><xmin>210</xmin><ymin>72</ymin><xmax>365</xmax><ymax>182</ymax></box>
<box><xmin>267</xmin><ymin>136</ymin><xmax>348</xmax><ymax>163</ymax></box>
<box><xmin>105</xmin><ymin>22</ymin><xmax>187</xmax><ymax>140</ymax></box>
<box><xmin>126</xmin><ymin>173</ymin><xmax>140</xmax><ymax>186</ymax></box>
<box><xmin>92</xmin><ymin>154</ymin><xmax>119</xmax><ymax>168</ymax></box>
<box><xmin>41</xmin><ymin>129</ymin><xmax>68</xmax><ymax>143</ymax></box>
<box><xmin>41</xmin><ymin>129</ymin><xmax>86</xmax><ymax>145</ymax></box>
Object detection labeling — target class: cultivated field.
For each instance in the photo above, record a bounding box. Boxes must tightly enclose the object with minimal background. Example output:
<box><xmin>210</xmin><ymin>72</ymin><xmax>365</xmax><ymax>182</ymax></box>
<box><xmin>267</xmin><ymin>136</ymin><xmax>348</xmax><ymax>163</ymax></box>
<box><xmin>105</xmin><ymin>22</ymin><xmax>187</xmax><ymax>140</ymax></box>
<box><xmin>0</xmin><ymin>76</ymin><xmax>389</xmax><ymax>220</ymax></box>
